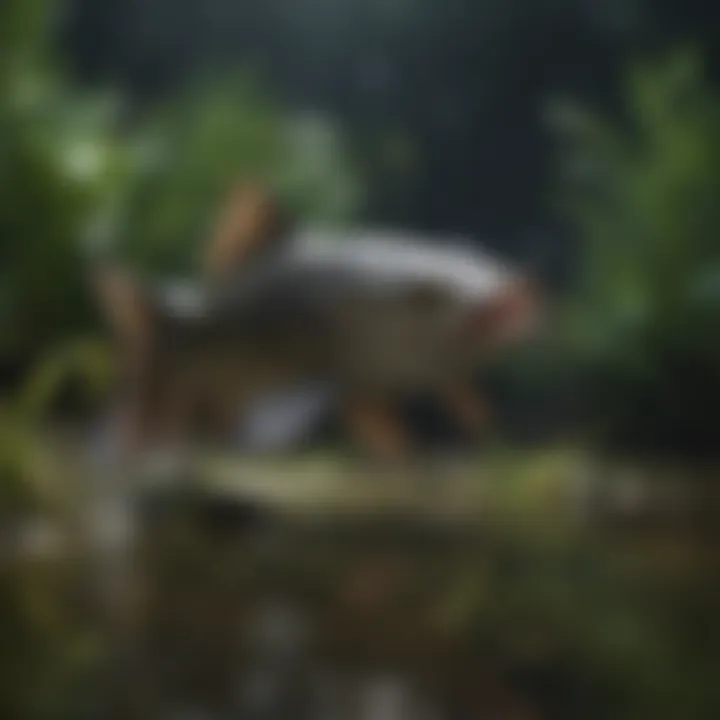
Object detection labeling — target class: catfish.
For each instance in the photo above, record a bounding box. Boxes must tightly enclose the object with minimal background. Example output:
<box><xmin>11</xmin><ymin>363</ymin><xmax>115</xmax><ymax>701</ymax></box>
<box><xmin>93</xmin><ymin>229</ymin><xmax>540</xmax><ymax>460</ymax></box>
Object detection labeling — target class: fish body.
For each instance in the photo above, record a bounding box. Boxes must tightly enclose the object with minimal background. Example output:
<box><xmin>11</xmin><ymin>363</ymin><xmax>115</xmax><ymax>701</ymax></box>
<box><xmin>94</xmin><ymin>229</ymin><xmax>539</xmax><ymax>455</ymax></box>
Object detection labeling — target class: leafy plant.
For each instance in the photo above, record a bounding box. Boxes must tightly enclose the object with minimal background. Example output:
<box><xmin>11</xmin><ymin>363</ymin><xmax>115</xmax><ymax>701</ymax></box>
<box><xmin>0</xmin><ymin>0</ymin><xmax>138</xmax><ymax>365</ymax></box>
<box><xmin>116</xmin><ymin>75</ymin><xmax>363</xmax><ymax>274</ymax></box>
<box><xmin>0</xmin><ymin>338</ymin><xmax>113</xmax><ymax>516</ymax></box>
<box><xmin>548</xmin><ymin>48</ymin><xmax>720</xmax><ymax>455</ymax></box>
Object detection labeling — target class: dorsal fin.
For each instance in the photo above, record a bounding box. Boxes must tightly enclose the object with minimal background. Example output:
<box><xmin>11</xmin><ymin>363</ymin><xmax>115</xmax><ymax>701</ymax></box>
<box><xmin>91</xmin><ymin>264</ymin><xmax>156</xmax><ymax>349</ymax></box>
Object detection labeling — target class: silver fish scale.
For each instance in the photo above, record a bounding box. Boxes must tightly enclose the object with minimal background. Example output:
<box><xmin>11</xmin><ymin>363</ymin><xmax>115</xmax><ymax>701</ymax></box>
<box><xmin>155</xmin><ymin>230</ymin><xmax>515</xmax><ymax>325</ymax></box>
<box><xmin>287</xmin><ymin>228</ymin><xmax>515</xmax><ymax>302</ymax></box>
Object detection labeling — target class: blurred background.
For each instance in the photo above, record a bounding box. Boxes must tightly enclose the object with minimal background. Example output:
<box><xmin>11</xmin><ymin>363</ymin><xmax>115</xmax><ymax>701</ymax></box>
<box><xmin>1</xmin><ymin>0</ymin><xmax>719</xmax><ymax>717</ymax></box>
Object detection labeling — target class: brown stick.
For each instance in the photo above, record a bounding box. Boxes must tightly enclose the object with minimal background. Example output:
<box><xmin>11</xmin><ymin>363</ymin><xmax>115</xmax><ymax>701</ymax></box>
<box><xmin>203</xmin><ymin>182</ymin><xmax>282</xmax><ymax>279</ymax></box>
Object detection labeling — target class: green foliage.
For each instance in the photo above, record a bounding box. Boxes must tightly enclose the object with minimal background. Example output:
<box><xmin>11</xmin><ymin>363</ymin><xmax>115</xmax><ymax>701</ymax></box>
<box><xmin>0</xmin><ymin>0</ymin><xmax>133</xmax><ymax>363</ymax></box>
<box><xmin>0</xmin><ymin>88</ymin><xmax>137</xmax><ymax>358</ymax></box>
<box><xmin>117</xmin><ymin>76</ymin><xmax>363</xmax><ymax>274</ymax></box>
<box><xmin>549</xmin><ymin>49</ymin><xmax>720</xmax><ymax>454</ymax></box>
<box><xmin>0</xmin><ymin>338</ymin><xmax>106</xmax><ymax>720</ymax></box>
<box><xmin>0</xmin><ymin>0</ymin><xmax>50</xmax><ymax>90</ymax></box>
<box><xmin>0</xmin><ymin>338</ymin><xmax>113</xmax><ymax>515</ymax></box>
<box><xmin>0</xmin><ymin>0</ymin><xmax>363</xmax><ymax>364</ymax></box>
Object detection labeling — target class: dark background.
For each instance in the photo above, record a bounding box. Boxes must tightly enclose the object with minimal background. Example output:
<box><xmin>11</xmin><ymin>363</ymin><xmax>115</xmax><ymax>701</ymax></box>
<box><xmin>59</xmin><ymin>0</ymin><xmax>719</xmax><ymax>257</ymax></box>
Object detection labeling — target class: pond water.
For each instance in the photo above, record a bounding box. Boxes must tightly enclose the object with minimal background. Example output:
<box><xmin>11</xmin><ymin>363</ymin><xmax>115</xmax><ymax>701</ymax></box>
<box><xmin>2</xmin><ymin>469</ymin><xmax>719</xmax><ymax>720</ymax></box>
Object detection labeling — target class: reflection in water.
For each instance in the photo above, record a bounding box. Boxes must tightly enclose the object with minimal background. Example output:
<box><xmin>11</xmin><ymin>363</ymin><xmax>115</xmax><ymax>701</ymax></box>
<box><xmin>2</xmin><ymin>466</ymin><xmax>720</xmax><ymax>719</ymax></box>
